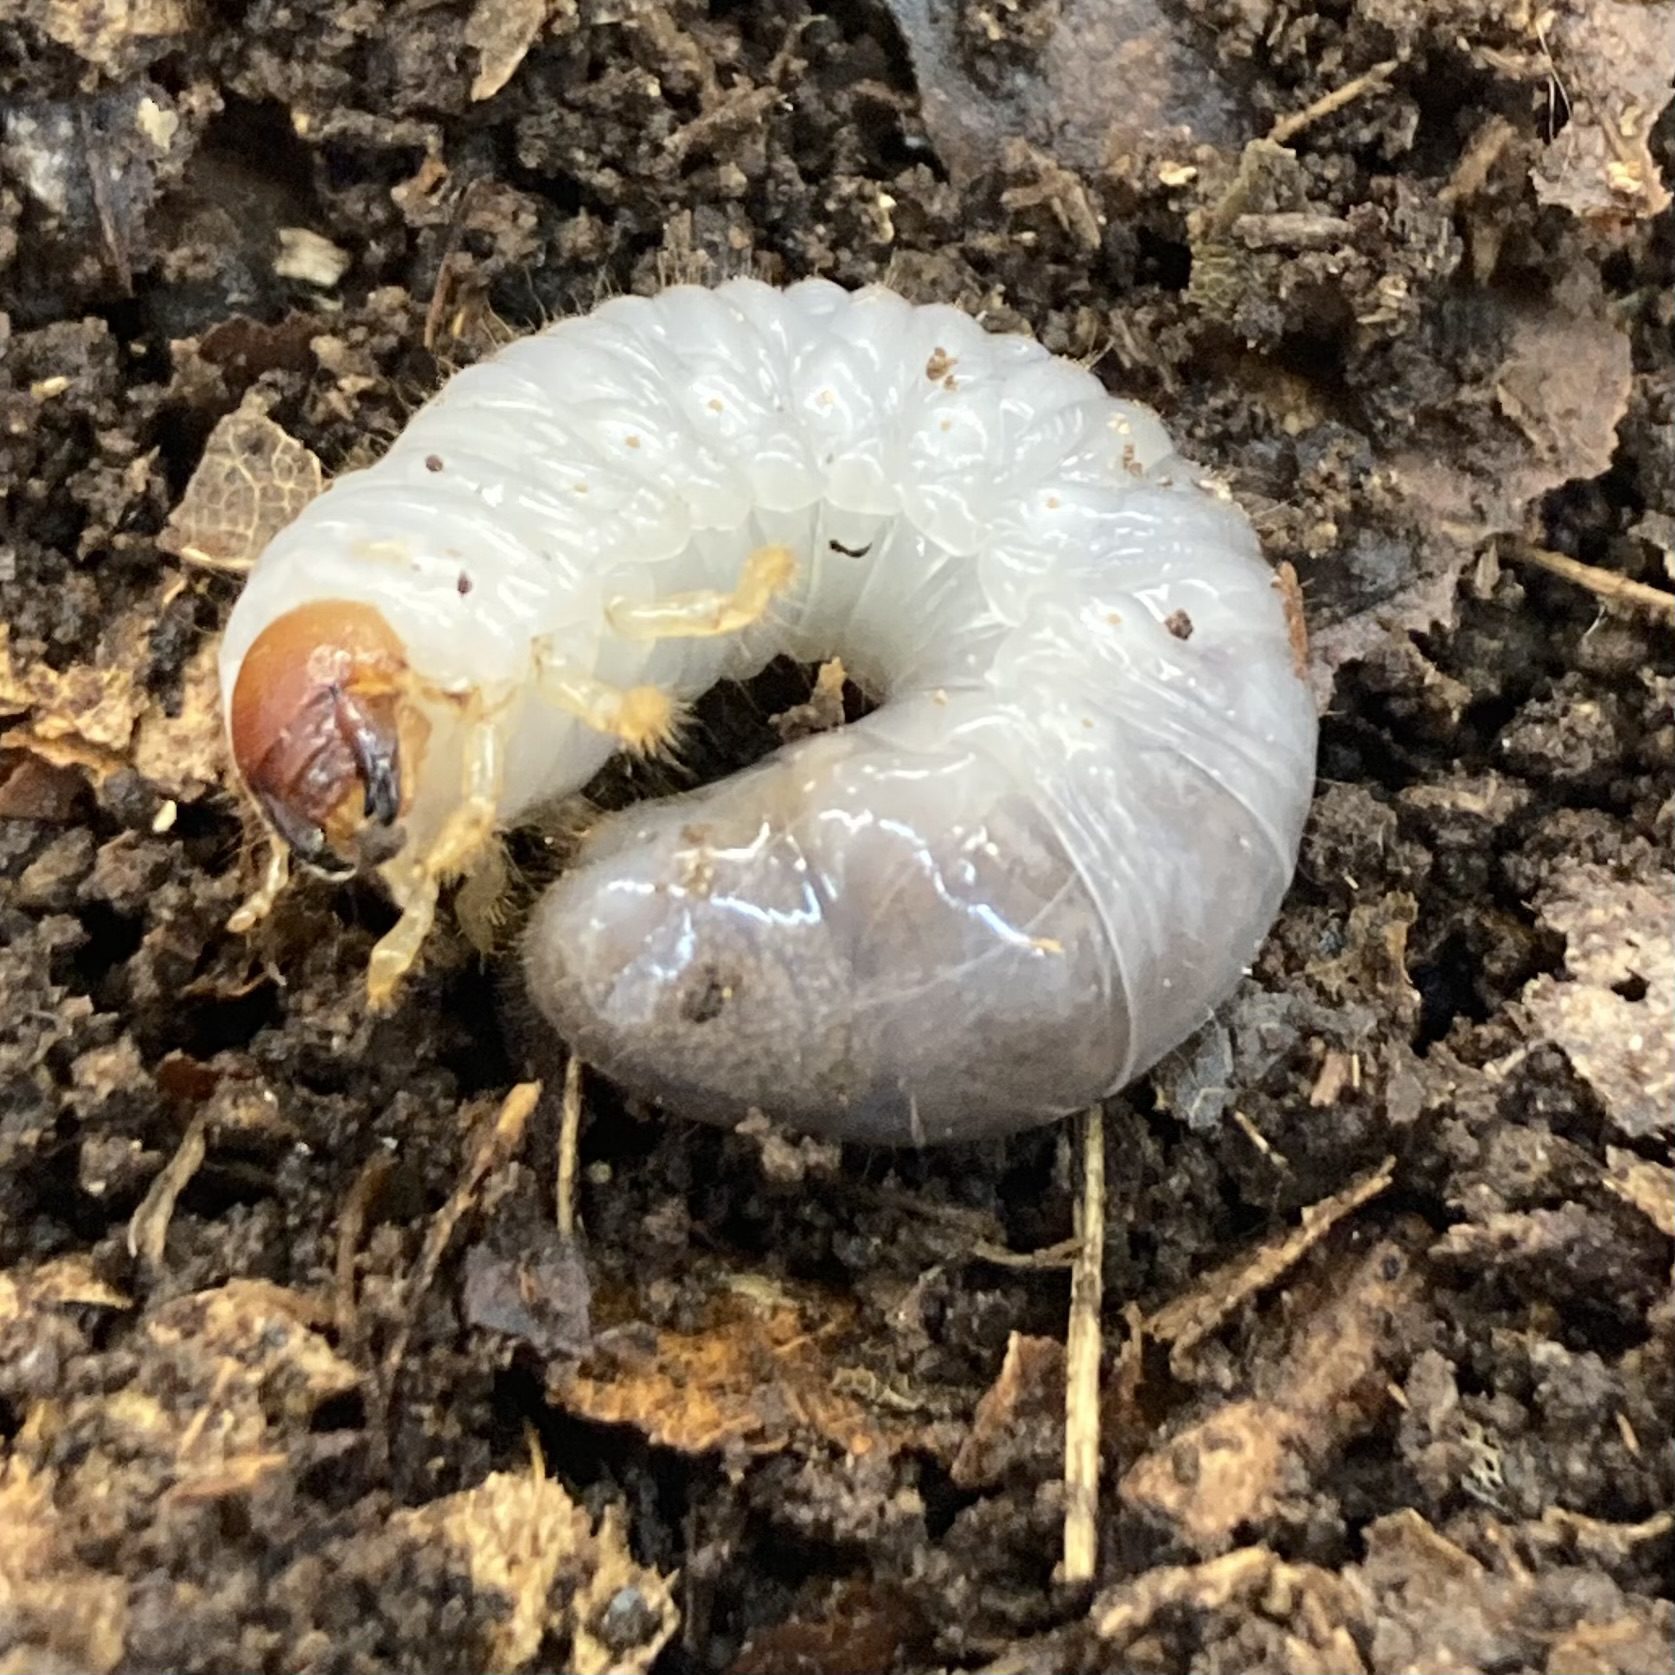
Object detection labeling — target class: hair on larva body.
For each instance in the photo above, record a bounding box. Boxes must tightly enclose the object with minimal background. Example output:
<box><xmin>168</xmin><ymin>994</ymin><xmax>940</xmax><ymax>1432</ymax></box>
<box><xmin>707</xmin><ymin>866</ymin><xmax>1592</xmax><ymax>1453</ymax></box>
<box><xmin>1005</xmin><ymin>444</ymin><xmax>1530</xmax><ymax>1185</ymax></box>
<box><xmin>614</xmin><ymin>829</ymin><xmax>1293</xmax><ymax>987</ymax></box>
<box><xmin>219</xmin><ymin>278</ymin><xmax>1318</xmax><ymax>1145</ymax></box>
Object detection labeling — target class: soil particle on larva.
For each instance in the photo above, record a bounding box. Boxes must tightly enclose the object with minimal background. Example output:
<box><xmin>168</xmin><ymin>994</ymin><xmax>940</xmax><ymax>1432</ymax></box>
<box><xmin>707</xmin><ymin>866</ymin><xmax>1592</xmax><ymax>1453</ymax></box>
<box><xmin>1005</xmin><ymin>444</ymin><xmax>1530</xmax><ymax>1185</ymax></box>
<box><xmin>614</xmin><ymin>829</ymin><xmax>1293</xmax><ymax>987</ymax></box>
<box><xmin>1</xmin><ymin>1</ymin><xmax>1672</xmax><ymax>1671</ymax></box>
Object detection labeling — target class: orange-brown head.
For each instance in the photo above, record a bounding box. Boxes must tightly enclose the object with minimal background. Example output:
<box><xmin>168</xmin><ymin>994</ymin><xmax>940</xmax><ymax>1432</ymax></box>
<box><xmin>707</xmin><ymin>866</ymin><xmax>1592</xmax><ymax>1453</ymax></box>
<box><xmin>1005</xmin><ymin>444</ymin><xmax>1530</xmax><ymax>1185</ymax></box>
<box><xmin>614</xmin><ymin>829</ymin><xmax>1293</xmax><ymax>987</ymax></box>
<box><xmin>229</xmin><ymin>600</ymin><xmax>420</xmax><ymax>877</ymax></box>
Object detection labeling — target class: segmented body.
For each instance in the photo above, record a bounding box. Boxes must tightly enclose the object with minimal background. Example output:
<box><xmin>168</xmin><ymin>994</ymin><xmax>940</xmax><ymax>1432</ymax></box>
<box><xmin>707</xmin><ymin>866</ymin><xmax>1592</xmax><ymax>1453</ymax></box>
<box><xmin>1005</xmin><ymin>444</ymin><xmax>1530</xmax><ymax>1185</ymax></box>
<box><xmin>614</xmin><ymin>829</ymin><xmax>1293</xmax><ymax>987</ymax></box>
<box><xmin>219</xmin><ymin>278</ymin><xmax>1317</xmax><ymax>1144</ymax></box>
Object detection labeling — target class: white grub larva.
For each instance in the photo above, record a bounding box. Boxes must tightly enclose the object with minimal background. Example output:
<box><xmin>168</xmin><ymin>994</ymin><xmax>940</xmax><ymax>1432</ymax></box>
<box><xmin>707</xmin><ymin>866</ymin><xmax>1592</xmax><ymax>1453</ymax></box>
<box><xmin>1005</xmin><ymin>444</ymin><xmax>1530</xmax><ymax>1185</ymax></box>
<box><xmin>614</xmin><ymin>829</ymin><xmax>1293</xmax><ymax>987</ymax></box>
<box><xmin>219</xmin><ymin>278</ymin><xmax>1317</xmax><ymax>1145</ymax></box>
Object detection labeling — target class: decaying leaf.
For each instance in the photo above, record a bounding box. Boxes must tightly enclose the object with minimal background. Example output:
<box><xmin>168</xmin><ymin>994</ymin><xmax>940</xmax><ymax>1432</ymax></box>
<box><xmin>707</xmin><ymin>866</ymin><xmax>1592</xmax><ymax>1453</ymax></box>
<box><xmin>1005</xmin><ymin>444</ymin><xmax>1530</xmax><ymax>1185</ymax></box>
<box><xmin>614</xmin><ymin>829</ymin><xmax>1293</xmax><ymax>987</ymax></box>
<box><xmin>393</xmin><ymin>1473</ymin><xmax>677</xmax><ymax>1673</ymax></box>
<box><xmin>887</xmin><ymin>0</ymin><xmax>1246</xmax><ymax>185</ymax></box>
<box><xmin>549</xmin><ymin>1266</ymin><xmax>924</xmax><ymax>1459</ymax></box>
<box><xmin>1314</xmin><ymin>288</ymin><xmax>1632</xmax><ymax>692</ymax></box>
<box><xmin>1531</xmin><ymin>0</ymin><xmax>1675</xmax><ymax>223</ymax></box>
<box><xmin>462</xmin><ymin>1219</ymin><xmax>593</xmax><ymax>1359</ymax></box>
<box><xmin>1122</xmin><ymin>1233</ymin><xmax>1423</xmax><ymax>1550</ymax></box>
<box><xmin>1520</xmin><ymin>858</ymin><xmax>1674</xmax><ymax>1139</ymax></box>
<box><xmin>1493</xmin><ymin>297</ymin><xmax>1635</xmax><ymax>487</ymax></box>
<box><xmin>157</xmin><ymin>399</ymin><xmax>324</xmax><ymax>572</ymax></box>
<box><xmin>1</xmin><ymin>589</ymin><xmax>231</xmax><ymax>799</ymax></box>
<box><xmin>0</xmin><ymin>616</ymin><xmax>149</xmax><ymax>768</ymax></box>
<box><xmin>129</xmin><ymin>639</ymin><xmax>229</xmax><ymax>800</ymax></box>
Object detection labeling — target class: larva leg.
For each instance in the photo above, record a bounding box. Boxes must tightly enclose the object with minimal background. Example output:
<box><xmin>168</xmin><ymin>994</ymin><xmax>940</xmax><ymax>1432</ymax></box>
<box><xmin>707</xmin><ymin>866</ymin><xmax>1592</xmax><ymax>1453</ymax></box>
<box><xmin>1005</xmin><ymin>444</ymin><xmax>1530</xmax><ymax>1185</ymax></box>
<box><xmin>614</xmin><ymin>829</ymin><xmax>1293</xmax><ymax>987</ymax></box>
<box><xmin>228</xmin><ymin>839</ymin><xmax>291</xmax><ymax>934</ymax></box>
<box><xmin>453</xmin><ymin>839</ymin><xmax>512</xmax><ymax>956</ymax></box>
<box><xmin>368</xmin><ymin>861</ymin><xmax>437</xmax><ymax>1008</ymax></box>
<box><xmin>367</xmin><ymin>703</ymin><xmax>505</xmax><ymax>1007</ymax></box>
<box><xmin>606</xmin><ymin>543</ymin><xmax>796</xmax><ymax>641</ymax></box>
<box><xmin>426</xmin><ymin>713</ymin><xmax>504</xmax><ymax>877</ymax></box>
<box><xmin>534</xmin><ymin>651</ymin><xmax>680</xmax><ymax>756</ymax></box>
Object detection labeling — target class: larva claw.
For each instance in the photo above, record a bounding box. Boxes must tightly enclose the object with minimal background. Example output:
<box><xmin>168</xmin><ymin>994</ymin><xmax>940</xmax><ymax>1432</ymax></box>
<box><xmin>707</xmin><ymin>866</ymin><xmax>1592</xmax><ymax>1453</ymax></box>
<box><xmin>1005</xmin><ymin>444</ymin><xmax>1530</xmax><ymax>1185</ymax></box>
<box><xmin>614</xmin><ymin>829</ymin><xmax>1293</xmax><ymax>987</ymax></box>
<box><xmin>426</xmin><ymin>793</ymin><xmax>499</xmax><ymax>879</ymax></box>
<box><xmin>227</xmin><ymin>839</ymin><xmax>291</xmax><ymax>935</ymax></box>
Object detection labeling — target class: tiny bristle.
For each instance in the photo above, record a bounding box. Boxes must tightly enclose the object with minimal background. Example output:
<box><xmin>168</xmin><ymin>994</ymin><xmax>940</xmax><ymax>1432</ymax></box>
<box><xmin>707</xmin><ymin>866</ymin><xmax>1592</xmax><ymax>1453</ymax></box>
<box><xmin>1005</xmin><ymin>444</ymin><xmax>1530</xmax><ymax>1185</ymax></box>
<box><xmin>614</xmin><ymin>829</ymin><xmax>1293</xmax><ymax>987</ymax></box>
<box><xmin>617</xmin><ymin>685</ymin><xmax>683</xmax><ymax>757</ymax></box>
<box><xmin>454</xmin><ymin>838</ymin><xmax>515</xmax><ymax>955</ymax></box>
<box><xmin>232</xmin><ymin>798</ymin><xmax>267</xmax><ymax>865</ymax></box>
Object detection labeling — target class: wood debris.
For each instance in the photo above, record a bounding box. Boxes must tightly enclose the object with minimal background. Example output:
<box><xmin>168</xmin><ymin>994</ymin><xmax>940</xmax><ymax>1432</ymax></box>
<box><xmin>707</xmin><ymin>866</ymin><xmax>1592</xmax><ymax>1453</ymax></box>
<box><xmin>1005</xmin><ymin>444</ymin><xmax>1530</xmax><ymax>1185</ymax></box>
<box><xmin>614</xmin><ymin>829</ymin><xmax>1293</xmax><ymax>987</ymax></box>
<box><xmin>392</xmin><ymin>1467</ymin><xmax>676</xmax><ymax>1672</ymax></box>
<box><xmin>1145</xmin><ymin>1154</ymin><xmax>1397</xmax><ymax>1375</ymax></box>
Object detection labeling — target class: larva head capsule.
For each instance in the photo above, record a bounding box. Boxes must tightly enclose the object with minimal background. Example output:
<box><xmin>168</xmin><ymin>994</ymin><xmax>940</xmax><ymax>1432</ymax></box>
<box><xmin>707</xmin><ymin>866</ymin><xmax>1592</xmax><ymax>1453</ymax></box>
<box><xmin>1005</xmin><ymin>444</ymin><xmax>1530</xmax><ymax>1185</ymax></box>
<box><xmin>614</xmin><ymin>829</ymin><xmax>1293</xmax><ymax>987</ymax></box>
<box><xmin>229</xmin><ymin>600</ymin><xmax>422</xmax><ymax>877</ymax></box>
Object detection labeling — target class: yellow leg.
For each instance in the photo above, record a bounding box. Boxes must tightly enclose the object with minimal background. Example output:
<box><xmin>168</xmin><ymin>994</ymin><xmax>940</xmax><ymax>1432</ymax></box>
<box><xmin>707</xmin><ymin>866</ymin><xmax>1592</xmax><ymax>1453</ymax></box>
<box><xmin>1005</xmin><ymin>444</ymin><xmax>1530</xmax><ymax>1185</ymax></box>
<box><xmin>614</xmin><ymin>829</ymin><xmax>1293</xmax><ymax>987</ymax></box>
<box><xmin>228</xmin><ymin>839</ymin><xmax>290</xmax><ymax>934</ymax></box>
<box><xmin>367</xmin><ymin>863</ymin><xmax>437</xmax><ymax>1010</ymax></box>
<box><xmin>367</xmin><ymin>705</ymin><xmax>505</xmax><ymax>1009</ymax></box>
<box><xmin>606</xmin><ymin>543</ymin><xmax>796</xmax><ymax>641</ymax></box>
<box><xmin>534</xmin><ymin>651</ymin><xmax>680</xmax><ymax>756</ymax></box>
<box><xmin>427</xmin><ymin>714</ymin><xmax>502</xmax><ymax>877</ymax></box>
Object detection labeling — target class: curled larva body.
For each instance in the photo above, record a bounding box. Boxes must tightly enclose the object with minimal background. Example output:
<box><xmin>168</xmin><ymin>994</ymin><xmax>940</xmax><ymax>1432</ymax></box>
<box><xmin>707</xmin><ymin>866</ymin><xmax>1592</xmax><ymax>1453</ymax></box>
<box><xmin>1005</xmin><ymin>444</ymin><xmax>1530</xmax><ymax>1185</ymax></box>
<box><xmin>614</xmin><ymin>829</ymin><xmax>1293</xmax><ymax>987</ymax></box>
<box><xmin>219</xmin><ymin>278</ymin><xmax>1316</xmax><ymax>1145</ymax></box>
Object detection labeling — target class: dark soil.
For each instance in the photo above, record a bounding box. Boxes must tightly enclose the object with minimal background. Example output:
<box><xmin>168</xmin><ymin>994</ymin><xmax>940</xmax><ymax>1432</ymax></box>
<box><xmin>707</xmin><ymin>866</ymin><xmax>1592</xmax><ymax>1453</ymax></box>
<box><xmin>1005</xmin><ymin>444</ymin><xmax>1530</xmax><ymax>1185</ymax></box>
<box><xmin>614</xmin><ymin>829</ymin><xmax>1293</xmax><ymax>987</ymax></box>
<box><xmin>2</xmin><ymin>2</ymin><xmax>1672</xmax><ymax>1672</ymax></box>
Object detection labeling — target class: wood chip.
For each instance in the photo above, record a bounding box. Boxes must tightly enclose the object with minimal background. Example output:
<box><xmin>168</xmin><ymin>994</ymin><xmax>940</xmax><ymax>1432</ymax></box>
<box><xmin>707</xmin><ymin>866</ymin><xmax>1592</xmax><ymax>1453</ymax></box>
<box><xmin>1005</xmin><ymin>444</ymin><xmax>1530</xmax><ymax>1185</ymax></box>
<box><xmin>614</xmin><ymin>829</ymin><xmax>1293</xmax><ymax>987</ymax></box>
<box><xmin>126</xmin><ymin>1110</ymin><xmax>209</xmax><ymax>1273</ymax></box>
<box><xmin>1146</xmin><ymin>1155</ymin><xmax>1397</xmax><ymax>1374</ymax></box>
<box><xmin>1603</xmin><ymin>1146</ymin><xmax>1675</xmax><ymax>1238</ymax></box>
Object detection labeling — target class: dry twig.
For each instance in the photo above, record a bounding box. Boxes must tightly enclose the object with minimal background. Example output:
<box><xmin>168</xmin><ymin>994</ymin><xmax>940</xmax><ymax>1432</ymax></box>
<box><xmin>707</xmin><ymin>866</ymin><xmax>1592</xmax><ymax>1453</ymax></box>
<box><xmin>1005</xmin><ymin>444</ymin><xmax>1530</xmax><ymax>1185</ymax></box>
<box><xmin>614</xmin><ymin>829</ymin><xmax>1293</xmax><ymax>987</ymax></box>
<box><xmin>970</xmin><ymin>1235</ymin><xmax>1082</xmax><ymax>1270</ymax></box>
<box><xmin>377</xmin><ymin>1082</ymin><xmax>540</xmax><ymax>1422</ymax></box>
<box><xmin>1062</xmin><ymin>1107</ymin><xmax>1105</xmax><ymax>1585</ymax></box>
<box><xmin>556</xmin><ymin>1054</ymin><xmax>583</xmax><ymax>1239</ymax></box>
<box><xmin>127</xmin><ymin>1111</ymin><xmax>208</xmax><ymax>1273</ymax></box>
<box><xmin>334</xmin><ymin>1149</ymin><xmax>396</xmax><ymax>1335</ymax></box>
<box><xmin>1502</xmin><ymin>539</ymin><xmax>1675</xmax><ymax>622</ymax></box>
<box><xmin>1269</xmin><ymin>60</ymin><xmax>1399</xmax><ymax>147</ymax></box>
